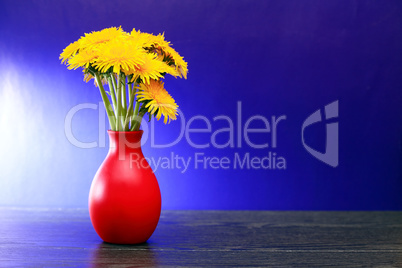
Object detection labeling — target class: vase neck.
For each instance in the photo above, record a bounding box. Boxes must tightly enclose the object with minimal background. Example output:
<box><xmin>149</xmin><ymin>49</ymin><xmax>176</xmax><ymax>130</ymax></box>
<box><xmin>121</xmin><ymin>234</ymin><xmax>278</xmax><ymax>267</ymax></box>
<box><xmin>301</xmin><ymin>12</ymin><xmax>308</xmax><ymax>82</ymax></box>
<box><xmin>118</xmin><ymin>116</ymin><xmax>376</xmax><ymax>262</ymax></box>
<box><xmin>108</xmin><ymin>131</ymin><xmax>143</xmax><ymax>153</ymax></box>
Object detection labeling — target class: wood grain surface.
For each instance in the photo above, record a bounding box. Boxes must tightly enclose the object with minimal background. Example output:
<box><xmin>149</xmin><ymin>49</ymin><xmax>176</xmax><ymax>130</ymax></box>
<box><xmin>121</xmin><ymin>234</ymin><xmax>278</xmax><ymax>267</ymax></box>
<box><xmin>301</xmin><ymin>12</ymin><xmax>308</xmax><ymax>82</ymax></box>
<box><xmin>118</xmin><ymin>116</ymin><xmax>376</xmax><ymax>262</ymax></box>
<box><xmin>0</xmin><ymin>209</ymin><xmax>401</xmax><ymax>267</ymax></box>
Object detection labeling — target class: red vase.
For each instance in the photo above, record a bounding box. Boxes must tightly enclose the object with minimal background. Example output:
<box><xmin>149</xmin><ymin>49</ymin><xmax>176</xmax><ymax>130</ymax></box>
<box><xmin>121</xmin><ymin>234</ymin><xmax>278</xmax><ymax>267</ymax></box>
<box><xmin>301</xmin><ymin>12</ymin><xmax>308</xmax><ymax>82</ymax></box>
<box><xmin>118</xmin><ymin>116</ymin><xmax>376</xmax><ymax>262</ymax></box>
<box><xmin>89</xmin><ymin>130</ymin><xmax>161</xmax><ymax>244</ymax></box>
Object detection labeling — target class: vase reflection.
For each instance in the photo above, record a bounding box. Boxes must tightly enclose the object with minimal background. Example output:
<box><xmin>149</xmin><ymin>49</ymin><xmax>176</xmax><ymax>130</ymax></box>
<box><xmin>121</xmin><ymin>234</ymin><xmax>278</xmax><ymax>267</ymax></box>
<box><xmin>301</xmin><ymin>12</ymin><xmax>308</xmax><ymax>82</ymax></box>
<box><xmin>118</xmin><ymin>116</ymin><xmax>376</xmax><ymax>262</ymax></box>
<box><xmin>90</xmin><ymin>242</ymin><xmax>158</xmax><ymax>267</ymax></box>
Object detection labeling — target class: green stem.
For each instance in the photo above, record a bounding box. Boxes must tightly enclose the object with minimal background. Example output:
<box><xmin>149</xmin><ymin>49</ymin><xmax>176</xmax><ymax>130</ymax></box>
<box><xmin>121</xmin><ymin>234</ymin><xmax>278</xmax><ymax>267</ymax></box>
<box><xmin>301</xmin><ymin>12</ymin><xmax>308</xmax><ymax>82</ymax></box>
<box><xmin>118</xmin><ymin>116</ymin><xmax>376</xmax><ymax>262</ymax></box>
<box><xmin>116</xmin><ymin>73</ymin><xmax>122</xmax><ymax>131</ymax></box>
<box><xmin>122</xmin><ymin>75</ymin><xmax>127</xmax><ymax>110</ymax></box>
<box><xmin>94</xmin><ymin>73</ymin><xmax>116</xmax><ymax>130</ymax></box>
<box><xmin>120</xmin><ymin>73</ymin><xmax>127</xmax><ymax>126</ymax></box>
<box><xmin>108</xmin><ymin>75</ymin><xmax>117</xmax><ymax>105</ymax></box>
<box><xmin>131</xmin><ymin>111</ymin><xmax>145</xmax><ymax>131</ymax></box>
<box><xmin>130</xmin><ymin>98</ymin><xmax>141</xmax><ymax>129</ymax></box>
<box><xmin>128</xmin><ymin>82</ymin><xmax>133</xmax><ymax>107</ymax></box>
<box><xmin>107</xmin><ymin>76</ymin><xmax>117</xmax><ymax>117</ymax></box>
<box><xmin>123</xmin><ymin>83</ymin><xmax>137</xmax><ymax>130</ymax></box>
<box><xmin>111</xmin><ymin>74</ymin><xmax>118</xmax><ymax>96</ymax></box>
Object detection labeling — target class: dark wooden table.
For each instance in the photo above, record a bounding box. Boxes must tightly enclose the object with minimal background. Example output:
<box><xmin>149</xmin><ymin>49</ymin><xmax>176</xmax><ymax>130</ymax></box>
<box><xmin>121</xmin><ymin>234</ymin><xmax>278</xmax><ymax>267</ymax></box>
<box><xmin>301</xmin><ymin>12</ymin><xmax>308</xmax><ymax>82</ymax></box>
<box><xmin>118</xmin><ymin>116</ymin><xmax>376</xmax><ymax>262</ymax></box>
<box><xmin>0</xmin><ymin>209</ymin><xmax>401</xmax><ymax>267</ymax></box>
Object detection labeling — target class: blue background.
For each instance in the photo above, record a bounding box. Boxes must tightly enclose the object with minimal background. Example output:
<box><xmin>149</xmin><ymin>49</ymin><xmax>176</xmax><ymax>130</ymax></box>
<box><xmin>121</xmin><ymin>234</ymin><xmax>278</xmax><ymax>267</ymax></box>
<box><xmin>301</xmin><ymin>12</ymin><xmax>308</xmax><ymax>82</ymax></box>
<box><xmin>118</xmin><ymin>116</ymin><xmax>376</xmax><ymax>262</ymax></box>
<box><xmin>0</xmin><ymin>0</ymin><xmax>400</xmax><ymax>209</ymax></box>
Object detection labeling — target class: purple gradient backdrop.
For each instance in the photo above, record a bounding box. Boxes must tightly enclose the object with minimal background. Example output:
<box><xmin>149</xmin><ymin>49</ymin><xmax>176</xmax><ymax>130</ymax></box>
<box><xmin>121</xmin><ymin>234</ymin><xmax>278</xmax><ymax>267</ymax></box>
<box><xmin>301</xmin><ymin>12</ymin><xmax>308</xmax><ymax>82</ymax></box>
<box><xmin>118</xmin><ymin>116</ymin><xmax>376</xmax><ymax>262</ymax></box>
<box><xmin>0</xmin><ymin>0</ymin><xmax>401</xmax><ymax>209</ymax></box>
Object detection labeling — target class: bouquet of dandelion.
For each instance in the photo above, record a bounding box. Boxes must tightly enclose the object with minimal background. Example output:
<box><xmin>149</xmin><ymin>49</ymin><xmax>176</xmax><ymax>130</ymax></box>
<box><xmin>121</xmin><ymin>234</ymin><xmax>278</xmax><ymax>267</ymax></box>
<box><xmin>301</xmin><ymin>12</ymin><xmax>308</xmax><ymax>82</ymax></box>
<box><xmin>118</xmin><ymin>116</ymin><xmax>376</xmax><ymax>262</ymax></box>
<box><xmin>59</xmin><ymin>27</ymin><xmax>188</xmax><ymax>131</ymax></box>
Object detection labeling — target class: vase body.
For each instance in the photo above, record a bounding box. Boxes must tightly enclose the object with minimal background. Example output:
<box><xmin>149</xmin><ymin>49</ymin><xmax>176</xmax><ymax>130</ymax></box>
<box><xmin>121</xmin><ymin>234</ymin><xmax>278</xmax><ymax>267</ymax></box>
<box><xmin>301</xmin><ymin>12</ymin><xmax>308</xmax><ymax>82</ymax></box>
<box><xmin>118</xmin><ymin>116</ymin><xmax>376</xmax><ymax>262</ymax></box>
<box><xmin>89</xmin><ymin>130</ymin><xmax>161</xmax><ymax>244</ymax></box>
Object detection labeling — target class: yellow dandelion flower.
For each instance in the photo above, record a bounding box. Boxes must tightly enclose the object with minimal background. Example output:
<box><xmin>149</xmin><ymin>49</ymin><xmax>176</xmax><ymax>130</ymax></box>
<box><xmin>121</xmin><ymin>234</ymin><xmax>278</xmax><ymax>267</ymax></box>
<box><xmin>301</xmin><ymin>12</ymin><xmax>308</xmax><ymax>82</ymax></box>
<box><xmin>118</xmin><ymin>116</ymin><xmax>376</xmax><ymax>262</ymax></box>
<box><xmin>79</xmin><ymin>26</ymin><xmax>125</xmax><ymax>50</ymax></box>
<box><xmin>163</xmin><ymin>46</ymin><xmax>188</xmax><ymax>79</ymax></box>
<box><xmin>67</xmin><ymin>48</ymin><xmax>99</xmax><ymax>70</ymax></box>
<box><xmin>164</xmin><ymin>65</ymin><xmax>181</xmax><ymax>78</ymax></box>
<box><xmin>83</xmin><ymin>72</ymin><xmax>93</xmax><ymax>83</ymax></box>
<box><xmin>94</xmin><ymin>39</ymin><xmax>144</xmax><ymax>74</ymax></box>
<box><xmin>60</xmin><ymin>40</ymin><xmax>81</xmax><ymax>64</ymax></box>
<box><xmin>128</xmin><ymin>29</ymin><xmax>188</xmax><ymax>79</ymax></box>
<box><xmin>149</xmin><ymin>32</ymin><xmax>171</xmax><ymax>50</ymax></box>
<box><xmin>130</xmin><ymin>29</ymin><xmax>171</xmax><ymax>52</ymax></box>
<box><xmin>129</xmin><ymin>29</ymin><xmax>154</xmax><ymax>46</ymax></box>
<box><xmin>128</xmin><ymin>53</ymin><xmax>169</xmax><ymax>84</ymax></box>
<box><xmin>137</xmin><ymin>80</ymin><xmax>178</xmax><ymax>124</ymax></box>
